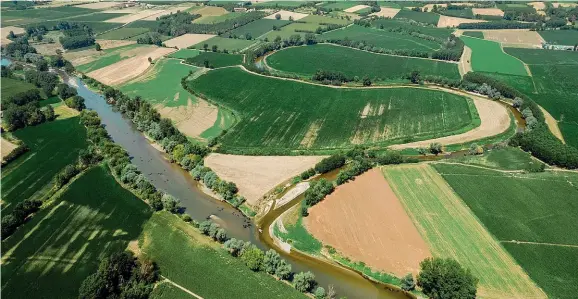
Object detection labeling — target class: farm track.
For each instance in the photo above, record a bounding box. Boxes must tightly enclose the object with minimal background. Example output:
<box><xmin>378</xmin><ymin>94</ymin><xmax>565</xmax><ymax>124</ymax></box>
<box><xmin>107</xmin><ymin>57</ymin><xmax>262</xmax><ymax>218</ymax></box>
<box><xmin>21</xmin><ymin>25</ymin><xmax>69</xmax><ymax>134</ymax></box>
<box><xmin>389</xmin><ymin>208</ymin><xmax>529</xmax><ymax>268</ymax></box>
<box><xmin>160</xmin><ymin>276</ymin><xmax>205</xmax><ymax>299</ymax></box>
<box><xmin>538</xmin><ymin>105</ymin><xmax>565</xmax><ymax>144</ymax></box>
<box><xmin>500</xmin><ymin>240</ymin><xmax>578</xmax><ymax>248</ymax></box>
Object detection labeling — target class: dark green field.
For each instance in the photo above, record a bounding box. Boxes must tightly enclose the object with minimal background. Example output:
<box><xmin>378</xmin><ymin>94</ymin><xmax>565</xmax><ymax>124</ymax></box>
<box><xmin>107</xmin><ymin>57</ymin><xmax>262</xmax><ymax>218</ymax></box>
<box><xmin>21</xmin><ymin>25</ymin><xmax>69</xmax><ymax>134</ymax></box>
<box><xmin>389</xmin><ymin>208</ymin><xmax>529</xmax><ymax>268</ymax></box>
<box><xmin>65</xmin><ymin>12</ymin><xmax>128</xmax><ymax>22</ymax></box>
<box><xmin>97</xmin><ymin>27</ymin><xmax>150</xmax><ymax>40</ymax></box>
<box><xmin>228</xmin><ymin>19</ymin><xmax>290</xmax><ymax>39</ymax></box>
<box><xmin>462</xmin><ymin>31</ymin><xmax>484</xmax><ymax>39</ymax></box>
<box><xmin>440</xmin><ymin>8</ymin><xmax>474</xmax><ymax>18</ymax></box>
<box><xmin>371</xmin><ymin>19</ymin><xmax>453</xmax><ymax>39</ymax></box>
<box><xmin>187</xmin><ymin>67</ymin><xmax>475</xmax><ymax>151</ymax></box>
<box><xmin>1</xmin><ymin>117</ymin><xmax>88</xmax><ymax>213</ymax></box>
<box><xmin>538</xmin><ymin>30</ymin><xmax>578</xmax><ymax>45</ymax></box>
<box><xmin>1</xmin><ymin>166</ymin><xmax>152</xmax><ymax>299</ymax></box>
<box><xmin>186</xmin><ymin>52</ymin><xmax>243</xmax><ymax>68</ymax></box>
<box><xmin>394</xmin><ymin>9</ymin><xmax>441</xmax><ymax>25</ymax></box>
<box><xmin>1</xmin><ymin>6</ymin><xmax>94</xmax><ymax>26</ymax></box>
<box><xmin>321</xmin><ymin>25</ymin><xmax>442</xmax><ymax>51</ymax></box>
<box><xmin>434</xmin><ymin>163</ymin><xmax>578</xmax><ymax>299</ymax></box>
<box><xmin>266</xmin><ymin>44</ymin><xmax>461</xmax><ymax>81</ymax></box>
<box><xmin>504</xmin><ymin>48</ymin><xmax>578</xmax><ymax>65</ymax></box>
<box><xmin>1</xmin><ymin>77</ymin><xmax>40</xmax><ymax>100</ymax></box>
<box><xmin>478</xmin><ymin>72</ymin><xmax>536</xmax><ymax>95</ymax></box>
<box><xmin>450</xmin><ymin>147</ymin><xmax>536</xmax><ymax>170</ymax></box>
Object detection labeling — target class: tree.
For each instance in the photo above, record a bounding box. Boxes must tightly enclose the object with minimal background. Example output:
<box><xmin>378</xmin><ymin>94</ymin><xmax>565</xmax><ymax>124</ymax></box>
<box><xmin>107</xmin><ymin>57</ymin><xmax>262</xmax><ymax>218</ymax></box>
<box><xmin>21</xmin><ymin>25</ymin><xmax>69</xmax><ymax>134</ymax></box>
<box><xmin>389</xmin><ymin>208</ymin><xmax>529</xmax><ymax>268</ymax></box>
<box><xmin>401</xmin><ymin>273</ymin><xmax>416</xmax><ymax>291</ymax></box>
<box><xmin>36</xmin><ymin>59</ymin><xmax>48</xmax><ymax>72</ymax></box>
<box><xmin>203</xmin><ymin>43</ymin><xmax>209</xmax><ymax>51</ymax></box>
<box><xmin>362</xmin><ymin>75</ymin><xmax>372</xmax><ymax>86</ymax></box>
<box><xmin>429</xmin><ymin>142</ymin><xmax>443</xmax><ymax>155</ymax></box>
<box><xmin>275</xmin><ymin>259</ymin><xmax>292</xmax><ymax>280</ymax></box>
<box><xmin>409</xmin><ymin>70</ymin><xmax>421</xmax><ymax>84</ymax></box>
<box><xmin>294</xmin><ymin>271</ymin><xmax>316</xmax><ymax>292</ymax></box>
<box><xmin>224</xmin><ymin>238</ymin><xmax>245</xmax><ymax>256</ymax></box>
<box><xmin>203</xmin><ymin>59</ymin><xmax>209</xmax><ymax>68</ymax></box>
<box><xmin>263</xmin><ymin>249</ymin><xmax>281</xmax><ymax>274</ymax></box>
<box><xmin>275</xmin><ymin>13</ymin><xmax>281</xmax><ymax>20</ymax></box>
<box><xmin>417</xmin><ymin>147</ymin><xmax>427</xmax><ymax>155</ymax></box>
<box><xmin>417</xmin><ymin>257</ymin><xmax>478</xmax><ymax>299</ymax></box>
<box><xmin>314</xmin><ymin>286</ymin><xmax>326</xmax><ymax>299</ymax></box>
<box><xmin>289</xmin><ymin>16</ymin><xmax>294</xmax><ymax>21</ymax></box>
<box><xmin>161</xmin><ymin>193</ymin><xmax>179</xmax><ymax>213</ymax></box>
<box><xmin>241</xmin><ymin>245</ymin><xmax>264</xmax><ymax>271</ymax></box>
<box><xmin>8</xmin><ymin>30</ymin><xmax>15</xmax><ymax>38</ymax></box>
<box><xmin>42</xmin><ymin>105</ymin><xmax>55</xmax><ymax>121</ymax></box>
<box><xmin>95</xmin><ymin>43</ymin><xmax>101</xmax><ymax>51</ymax></box>
<box><xmin>148</xmin><ymin>57</ymin><xmax>152</xmax><ymax>64</ymax></box>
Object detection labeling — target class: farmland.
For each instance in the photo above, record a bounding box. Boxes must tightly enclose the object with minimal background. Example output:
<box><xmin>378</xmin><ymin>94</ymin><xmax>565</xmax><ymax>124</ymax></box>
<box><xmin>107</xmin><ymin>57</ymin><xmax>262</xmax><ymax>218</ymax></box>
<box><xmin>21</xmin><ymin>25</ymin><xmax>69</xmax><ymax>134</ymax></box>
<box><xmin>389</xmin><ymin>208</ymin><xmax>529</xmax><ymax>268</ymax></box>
<box><xmin>434</xmin><ymin>163</ymin><xmax>578</xmax><ymax>298</ymax></box>
<box><xmin>382</xmin><ymin>164</ymin><xmax>546</xmax><ymax>299</ymax></box>
<box><xmin>538</xmin><ymin>30</ymin><xmax>578</xmax><ymax>45</ymax></box>
<box><xmin>187</xmin><ymin>67</ymin><xmax>475</xmax><ymax>151</ymax></box>
<box><xmin>167</xmin><ymin>49</ymin><xmax>200</xmax><ymax>59</ymax></box>
<box><xmin>394</xmin><ymin>9</ymin><xmax>441</xmax><ymax>26</ymax></box>
<box><xmin>1</xmin><ymin>117</ymin><xmax>87</xmax><ymax>213</ymax></box>
<box><xmin>76</xmin><ymin>44</ymin><xmax>148</xmax><ymax>73</ymax></box>
<box><xmin>321</xmin><ymin>25</ymin><xmax>442</xmax><ymax>51</ymax></box>
<box><xmin>504</xmin><ymin>47</ymin><xmax>578</xmax><ymax>65</ymax></box>
<box><xmin>460</xmin><ymin>36</ymin><xmax>529</xmax><ymax>76</ymax></box>
<box><xmin>186</xmin><ymin>52</ymin><xmax>243</xmax><ymax>68</ymax></box>
<box><xmin>227</xmin><ymin>19</ymin><xmax>291</xmax><ymax>39</ymax></box>
<box><xmin>1</xmin><ymin>166</ymin><xmax>152</xmax><ymax>299</ymax></box>
<box><xmin>97</xmin><ymin>27</ymin><xmax>150</xmax><ymax>40</ymax></box>
<box><xmin>266</xmin><ymin>44</ymin><xmax>461</xmax><ymax>81</ymax></box>
<box><xmin>1</xmin><ymin>77</ymin><xmax>40</xmax><ymax>99</ymax></box>
<box><xmin>139</xmin><ymin>212</ymin><xmax>306</xmax><ymax>299</ymax></box>
<box><xmin>371</xmin><ymin>19</ymin><xmax>454</xmax><ymax>39</ymax></box>
<box><xmin>462</xmin><ymin>31</ymin><xmax>484</xmax><ymax>38</ymax></box>
<box><xmin>192</xmin><ymin>36</ymin><xmax>255</xmax><ymax>52</ymax></box>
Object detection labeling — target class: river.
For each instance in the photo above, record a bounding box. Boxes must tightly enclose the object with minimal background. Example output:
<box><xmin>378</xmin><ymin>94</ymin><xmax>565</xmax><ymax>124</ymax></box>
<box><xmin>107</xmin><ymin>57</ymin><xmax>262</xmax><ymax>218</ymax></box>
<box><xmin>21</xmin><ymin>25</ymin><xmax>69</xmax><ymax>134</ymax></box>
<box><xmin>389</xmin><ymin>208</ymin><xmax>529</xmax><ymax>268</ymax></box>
<box><xmin>71</xmin><ymin>77</ymin><xmax>408</xmax><ymax>299</ymax></box>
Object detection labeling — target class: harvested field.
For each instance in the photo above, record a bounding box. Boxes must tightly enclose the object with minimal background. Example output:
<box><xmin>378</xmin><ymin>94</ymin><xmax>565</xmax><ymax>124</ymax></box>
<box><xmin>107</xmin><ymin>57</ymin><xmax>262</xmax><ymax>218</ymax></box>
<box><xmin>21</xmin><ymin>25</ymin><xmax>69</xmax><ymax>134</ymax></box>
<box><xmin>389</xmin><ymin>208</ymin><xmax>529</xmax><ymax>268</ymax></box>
<box><xmin>370</xmin><ymin>7</ymin><xmax>401</xmax><ymax>18</ymax></box>
<box><xmin>191</xmin><ymin>6</ymin><xmax>228</xmax><ymax>16</ymax></box>
<box><xmin>142</xmin><ymin>5</ymin><xmax>194</xmax><ymax>20</ymax></box>
<box><xmin>76</xmin><ymin>2</ymin><xmax>120</xmax><ymax>9</ymax></box>
<box><xmin>164</xmin><ymin>33</ymin><xmax>216</xmax><ymax>49</ymax></box>
<box><xmin>1</xmin><ymin>137</ymin><xmax>18</xmax><ymax>160</ymax></box>
<box><xmin>482</xmin><ymin>29</ymin><xmax>544</xmax><ymax>46</ymax></box>
<box><xmin>95</xmin><ymin>39</ymin><xmax>136</xmax><ymax>50</ymax></box>
<box><xmin>539</xmin><ymin>104</ymin><xmax>565</xmax><ymax>143</ymax></box>
<box><xmin>204</xmin><ymin>154</ymin><xmax>325</xmax><ymax>205</ymax></box>
<box><xmin>305</xmin><ymin>169</ymin><xmax>431</xmax><ymax>276</ymax></box>
<box><xmin>30</xmin><ymin>42</ymin><xmax>63</xmax><ymax>56</ymax></box>
<box><xmin>86</xmin><ymin>47</ymin><xmax>175</xmax><ymax>86</ymax></box>
<box><xmin>156</xmin><ymin>98</ymin><xmax>219</xmax><ymax>140</ymax></box>
<box><xmin>343</xmin><ymin>5</ymin><xmax>369</xmax><ymax>13</ymax></box>
<box><xmin>383</xmin><ymin>164</ymin><xmax>547</xmax><ymax>299</ymax></box>
<box><xmin>437</xmin><ymin>15</ymin><xmax>486</xmax><ymax>28</ymax></box>
<box><xmin>552</xmin><ymin>2</ymin><xmax>578</xmax><ymax>8</ymax></box>
<box><xmin>472</xmin><ymin>8</ymin><xmax>505</xmax><ymax>16</ymax></box>
<box><xmin>391</xmin><ymin>95</ymin><xmax>509</xmax><ymax>149</ymax></box>
<box><xmin>104</xmin><ymin>9</ymin><xmax>164</xmax><ymax>24</ymax></box>
<box><xmin>1</xmin><ymin>25</ymin><xmax>25</xmax><ymax>44</ymax></box>
<box><xmin>264</xmin><ymin>10</ymin><xmax>308</xmax><ymax>21</ymax></box>
<box><xmin>528</xmin><ymin>2</ymin><xmax>546</xmax><ymax>11</ymax></box>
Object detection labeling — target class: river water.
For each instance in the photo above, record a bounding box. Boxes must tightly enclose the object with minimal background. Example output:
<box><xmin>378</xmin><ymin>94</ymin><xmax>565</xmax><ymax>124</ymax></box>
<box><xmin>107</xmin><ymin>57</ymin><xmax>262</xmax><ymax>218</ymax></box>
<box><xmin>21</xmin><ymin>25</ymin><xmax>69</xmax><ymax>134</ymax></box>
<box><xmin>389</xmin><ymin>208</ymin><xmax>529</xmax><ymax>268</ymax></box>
<box><xmin>71</xmin><ymin>77</ymin><xmax>408</xmax><ymax>299</ymax></box>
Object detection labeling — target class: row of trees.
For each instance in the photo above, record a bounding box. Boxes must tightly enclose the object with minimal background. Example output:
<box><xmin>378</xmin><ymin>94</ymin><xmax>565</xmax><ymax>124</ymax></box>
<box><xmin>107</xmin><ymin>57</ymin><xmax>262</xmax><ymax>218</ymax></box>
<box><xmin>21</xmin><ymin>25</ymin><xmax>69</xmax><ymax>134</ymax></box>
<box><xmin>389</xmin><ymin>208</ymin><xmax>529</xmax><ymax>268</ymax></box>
<box><xmin>1</xmin><ymin>199</ymin><xmax>42</xmax><ymax>239</ymax></box>
<box><xmin>155</xmin><ymin>11</ymin><xmax>266</xmax><ymax>36</ymax></box>
<box><xmin>0</xmin><ymin>87</ymin><xmax>55</xmax><ymax>131</ymax></box>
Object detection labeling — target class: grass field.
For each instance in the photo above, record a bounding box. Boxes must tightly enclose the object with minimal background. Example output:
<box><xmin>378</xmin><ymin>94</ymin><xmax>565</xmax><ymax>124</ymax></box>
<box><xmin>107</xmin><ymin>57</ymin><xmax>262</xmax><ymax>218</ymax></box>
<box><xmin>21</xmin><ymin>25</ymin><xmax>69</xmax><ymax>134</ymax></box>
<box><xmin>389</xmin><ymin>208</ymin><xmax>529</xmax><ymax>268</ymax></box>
<box><xmin>440</xmin><ymin>8</ymin><xmax>475</xmax><ymax>18</ymax></box>
<box><xmin>434</xmin><ymin>163</ymin><xmax>578</xmax><ymax>298</ymax></box>
<box><xmin>461</xmin><ymin>36</ymin><xmax>528</xmax><ymax>76</ymax></box>
<box><xmin>1</xmin><ymin>77</ymin><xmax>41</xmax><ymax>100</ymax></box>
<box><xmin>187</xmin><ymin>67</ymin><xmax>475</xmax><ymax>151</ymax></box>
<box><xmin>462</xmin><ymin>31</ymin><xmax>484</xmax><ymax>39</ymax></box>
<box><xmin>1</xmin><ymin>6</ymin><xmax>94</xmax><ymax>26</ymax></box>
<box><xmin>140</xmin><ymin>212</ymin><xmax>306</xmax><ymax>299</ymax></box>
<box><xmin>479</xmin><ymin>71</ymin><xmax>536</xmax><ymax>95</ymax></box>
<box><xmin>167</xmin><ymin>49</ymin><xmax>201</xmax><ymax>59</ymax></box>
<box><xmin>1</xmin><ymin>165</ymin><xmax>152</xmax><ymax>298</ymax></box>
<box><xmin>263</xmin><ymin>22</ymin><xmax>329</xmax><ymax>40</ymax></box>
<box><xmin>191</xmin><ymin>36</ymin><xmax>256</xmax><ymax>52</ymax></box>
<box><xmin>321</xmin><ymin>2</ymin><xmax>359</xmax><ymax>10</ymax></box>
<box><xmin>451</xmin><ymin>146</ymin><xmax>537</xmax><ymax>170</ymax></box>
<box><xmin>538</xmin><ymin>30</ymin><xmax>578</xmax><ymax>45</ymax></box>
<box><xmin>300</xmin><ymin>14</ymin><xmax>352</xmax><ymax>25</ymax></box>
<box><xmin>76</xmin><ymin>44</ymin><xmax>147</xmax><ymax>73</ymax></box>
<box><xmin>186</xmin><ymin>52</ymin><xmax>243</xmax><ymax>68</ymax></box>
<box><xmin>227</xmin><ymin>19</ymin><xmax>290</xmax><ymax>39</ymax></box>
<box><xmin>65</xmin><ymin>12</ymin><xmax>129</xmax><ymax>22</ymax></box>
<box><xmin>371</xmin><ymin>19</ymin><xmax>454</xmax><ymax>39</ymax></box>
<box><xmin>321</xmin><ymin>25</ymin><xmax>442</xmax><ymax>51</ymax></box>
<box><xmin>97</xmin><ymin>27</ymin><xmax>150</xmax><ymax>40</ymax></box>
<box><xmin>266</xmin><ymin>44</ymin><xmax>461</xmax><ymax>81</ymax></box>
<box><xmin>504</xmin><ymin>47</ymin><xmax>578</xmax><ymax>65</ymax></box>
<box><xmin>151</xmin><ymin>283</ymin><xmax>191</xmax><ymax>299</ymax></box>
<box><xmin>382</xmin><ymin>164</ymin><xmax>546</xmax><ymax>299</ymax></box>
<box><xmin>1</xmin><ymin>117</ymin><xmax>87</xmax><ymax>213</ymax></box>
<box><xmin>193</xmin><ymin>12</ymin><xmax>243</xmax><ymax>24</ymax></box>
<box><xmin>394</xmin><ymin>9</ymin><xmax>441</xmax><ymax>25</ymax></box>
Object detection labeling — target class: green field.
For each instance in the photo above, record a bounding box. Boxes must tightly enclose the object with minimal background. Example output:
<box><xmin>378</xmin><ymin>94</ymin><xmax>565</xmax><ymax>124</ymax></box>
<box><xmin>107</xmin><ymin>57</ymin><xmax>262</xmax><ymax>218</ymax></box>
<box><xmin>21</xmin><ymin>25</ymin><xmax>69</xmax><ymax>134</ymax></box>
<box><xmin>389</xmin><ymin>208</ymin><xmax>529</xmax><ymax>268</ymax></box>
<box><xmin>1</xmin><ymin>117</ymin><xmax>87</xmax><ymax>213</ymax></box>
<box><xmin>76</xmin><ymin>44</ymin><xmax>149</xmax><ymax>73</ymax></box>
<box><xmin>504</xmin><ymin>47</ymin><xmax>578</xmax><ymax>65</ymax></box>
<box><xmin>300</xmin><ymin>14</ymin><xmax>352</xmax><ymax>25</ymax></box>
<box><xmin>371</xmin><ymin>19</ymin><xmax>453</xmax><ymax>39</ymax></box>
<box><xmin>193</xmin><ymin>12</ymin><xmax>244</xmax><ymax>24</ymax></box>
<box><xmin>321</xmin><ymin>2</ymin><xmax>359</xmax><ymax>10</ymax></box>
<box><xmin>227</xmin><ymin>19</ymin><xmax>290</xmax><ymax>39</ymax></box>
<box><xmin>434</xmin><ymin>163</ymin><xmax>578</xmax><ymax>298</ymax></box>
<box><xmin>462</xmin><ymin>31</ymin><xmax>484</xmax><ymax>39</ymax></box>
<box><xmin>266</xmin><ymin>44</ymin><xmax>461</xmax><ymax>81</ymax></box>
<box><xmin>382</xmin><ymin>164</ymin><xmax>546</xmax><ymax>299</ymax></box>
<box><xmin>151</xmin><ymin>283</ymin><xmax>192</xmax><ymax>299</ymax></box>
<box><xmin>140</xmin><ymin>212</ymin><xmax>306</xmax><ymax>299</ymax></box>
<box><xmin>394</xmin><ymin>9</ymin><xmax>441</xmax><ymax>25</ymax></box>
<box><xmin>461</xmin><ymin>36</ymin><xmax>528</xmax><ymax>76</ymax></box>
<box><xmin>192</xmin><ymin>36</ymin><xmax>256</xmax><ymax>52</ymax></box>
<box><xmin>65</xmin><ymin>12</ymin><xmax>128</xmax><ymax>22</ymax></box>
<box><xmin>1</xmin><ymin>77</ymin><xmax>40</xmax><ymax>100</ymax></box>
<box><xmin>538</xmin><ymin>30</ymin><xmax>578</xmax><ymax>45</ymax></box>
<box><xmin>187</xmin><ymin>51</ymin><xmax>243</xmax><ymax>68</ymax></box>
<box><xmin>321</xmin><ymin>25</ymin><xmax>442</xmax><ymax>51</ymax></box>
<box><xmin>251</xmin><ymin>0</ymin><xmax>304</xmax><ymax>8</ymax></box>
<box><xmin>478</xmin><ymin>72</ymin><xmax>536</xmax><ymax>95</ymax></box>
<box><xmin>1</xmin><ymin>6</ymin><xmax>94</xmax><ymax>26</ymax></box>
<box><xmin>167</xmin><ymin>48</ymin><xmax>201</xmax><ymax>59</ymax></box>
<box><xmin>262</xmin><ymin>23</ymin><xmax>316</xmax><ymax>40</ymax></box>
<box><xmin>451</xmin><ymin>146</ymin><xmax>537</xmax><ymax>170</ymax></box>
<box><xmin>1</xmin><ymin>165</ymin><xmax>152</xmax><ymax>298</ymax></box>
<box><xmin>97</xmin><ymin>27</ymin><xmax>150</xmax><ymax>40</ymax></box>
<box><xmin>440</xmin><ymin>8</ymin><xmax>474</xmax><ymax>18</ymax></box>
<box><xmin>187</xmin><ymin>67</ymin><xmax>475</xmax><ymax>151</ymax></box>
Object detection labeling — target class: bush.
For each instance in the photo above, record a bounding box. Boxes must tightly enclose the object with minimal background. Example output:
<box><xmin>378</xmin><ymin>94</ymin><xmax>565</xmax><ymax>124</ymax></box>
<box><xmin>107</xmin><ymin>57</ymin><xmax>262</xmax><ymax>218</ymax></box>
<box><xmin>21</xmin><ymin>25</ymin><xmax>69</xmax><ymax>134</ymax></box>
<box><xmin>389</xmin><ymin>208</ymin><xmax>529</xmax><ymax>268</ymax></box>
<box><xmin>293</xmin><ymin>271</ymin><xmax>316</xmax><ymax>292</ymax></box>
<box><xmin>417</xmin><ymin>258</ymin><xmax>478</xmax><ymax>299</ymax></box>
<box><xmin>300</xmin><ymin>168</ymin><xmax>316</xmax><ymax>180</ymax></box>
<box><xmin>304</xmin><ymin>179</ymin><xmax>334</xmax><ymax>207</ymax></box>
<box><xmin>314</xmin><ymin>155</ymin><xmax>345</xmax><ymax>174</ymax></box>
<box><xmin>240</xmin><ymin>244</ymin><xmax>264</xmax><ymax>271</ymax></box>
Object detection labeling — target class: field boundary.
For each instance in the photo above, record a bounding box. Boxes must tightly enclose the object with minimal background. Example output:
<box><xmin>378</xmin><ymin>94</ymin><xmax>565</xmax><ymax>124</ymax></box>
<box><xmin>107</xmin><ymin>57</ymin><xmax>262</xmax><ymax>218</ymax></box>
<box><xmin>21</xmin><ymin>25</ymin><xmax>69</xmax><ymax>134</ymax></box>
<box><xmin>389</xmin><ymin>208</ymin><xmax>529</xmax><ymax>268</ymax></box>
<box><xmin>160</xmin><ymin>276</ymin><xmax>205</xmax><ymax>299</ymax></box>
<box><xmin>500</xmin><ymin>240</ymin><xmax>578</xmax><ymax>248</ymax></box>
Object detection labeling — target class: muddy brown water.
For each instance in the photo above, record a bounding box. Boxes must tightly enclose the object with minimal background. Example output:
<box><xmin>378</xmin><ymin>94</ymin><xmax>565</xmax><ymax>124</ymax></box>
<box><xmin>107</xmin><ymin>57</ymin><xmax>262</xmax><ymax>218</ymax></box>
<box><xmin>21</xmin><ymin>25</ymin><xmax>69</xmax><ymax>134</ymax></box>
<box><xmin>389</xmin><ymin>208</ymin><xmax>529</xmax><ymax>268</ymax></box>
<box><xmin>73</xmin><ymin>77</ymin><xmax>408</xmax><ymax>299</ymax></box>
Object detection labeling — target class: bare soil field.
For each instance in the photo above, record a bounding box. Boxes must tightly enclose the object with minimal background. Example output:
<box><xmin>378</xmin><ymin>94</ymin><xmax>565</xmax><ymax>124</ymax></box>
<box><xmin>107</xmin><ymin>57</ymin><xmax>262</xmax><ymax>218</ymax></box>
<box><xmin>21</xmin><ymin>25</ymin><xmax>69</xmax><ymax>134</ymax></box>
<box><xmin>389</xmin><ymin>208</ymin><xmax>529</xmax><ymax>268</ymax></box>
<box><xmin>343</xmin><ymin>5</ymin><xmax>369</xmax><ymax>13</ymax></box>
<box><xmin>33</xmin><ymin>42</ymin><xmax>63</xmax><ymax>56</ymax></box>
<box><xmin>87</xmin><ymin>47</ymin><xmax>175</xmax><ymax>86</ymax></box>
<box><xmin>370</xmin><ymin>7</ymin><xmax>401</xmax><ymax>18</ymax></box>
<box><xmin>458</xmin><ymin>45</ymin><xmax>472</xmax><ymax>76</ymax></box>
<box><xmin>438</xmin><ymin>15</ymin><xmax>486</xmax><ymax>28</ymax></box>
<box><xmin>104</xmin><ymin>9</ymin><xmax>165</xmax><ymax>24</ymax></box>
<box><xmin>142</xmin><ymin>5</ymin><xmax>194</xmax><ymax>21</ymax></box>
<box><xmin>482</xmin><ymin>29</ymin><xmax>544</xmax><ymax>46</ymax></box>
<box><xmin>1</xmin><ymin>138</ymin><xmax>18</xmax><ymax>160</ymax></box>
<box><xmin>472</xmin><ymin>8</ymin><xmax>505</xmax><ymax>16</ymax></box>
<box><xmin>528</xmin><ymin>2</ymin><xmax>546</xmax><ymax>10</ymax></box>
<box><xmin>264</xmin><ymin>10</ymin><xmax>308</xmax><ymax>21</ymax></box>
<box><xmin>304</xmin><ymin>169</ymin><xmax>431</xmax><ymax>276</ymax></box>
<box><xmin>553</xmin><ymin>2</ymin><xmax>578</xmax><ymax>8</ymax></box>
<box><xmin>1</xmin><ymin>26</ymin><xmax>25</xmax><ymax>45</ymax></box>
<box><xmin>156</xmin><ymin>98</ymin><xmax>219</xmax><ymax>140</ymax></box>
<box><xmin>423</xmin><ymin>3</ymin><xmax>446</xmax><ymax>11</ymax></box>
<box><xmin>204</xmin><ymin>154</ymin><xmax>325</xmax><ymax>206</ymax></box>
<box><xmin>95</xmin><ymin>39</ymin><xmax>136</xmax><ymax>50</ymax></box>
<box><xmin>77</xmin><ymin>2</ymin><xmax>120</xmax><ymax>9</ymax></box>
<box><xmin>539</xmin><ymin>105</ymin><xmax>565</xmax><ymax>144</ymax></box>
<box><xmin>163</xmin><ymin>34</ymin><xmax>216</xmax><ymax>49</ymax></box>
<box><xmin>391</xmin><ymin>96</ymin><xmax>510</xmax><ymax>149</ymax></box>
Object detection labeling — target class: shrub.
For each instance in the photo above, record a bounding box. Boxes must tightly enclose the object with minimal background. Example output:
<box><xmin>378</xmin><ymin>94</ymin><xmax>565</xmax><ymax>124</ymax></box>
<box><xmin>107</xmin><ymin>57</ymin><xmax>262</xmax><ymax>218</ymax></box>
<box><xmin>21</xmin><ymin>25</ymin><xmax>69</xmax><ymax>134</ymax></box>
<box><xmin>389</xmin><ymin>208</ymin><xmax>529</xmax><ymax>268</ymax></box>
<box><xmin>314</xmin><ymin>155</ymin><xmax>345</xmax><ymax>174</ymax></box>
<box><xmin>293</xmin><ymin>271</ymin><xmax>316</xmax><ymax>292</ymax></box>
<box><xmin>240</xmin><ymin>244</ymin><xmax>264</xmax><ymax>271</ymax></box>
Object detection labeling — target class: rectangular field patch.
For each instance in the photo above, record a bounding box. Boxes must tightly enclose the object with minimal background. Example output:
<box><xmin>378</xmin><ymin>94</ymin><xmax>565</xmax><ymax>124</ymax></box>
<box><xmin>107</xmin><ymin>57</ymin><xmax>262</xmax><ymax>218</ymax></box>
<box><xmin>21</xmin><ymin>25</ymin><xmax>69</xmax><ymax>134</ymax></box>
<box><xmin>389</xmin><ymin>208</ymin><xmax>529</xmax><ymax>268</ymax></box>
<box><xmin>164</xmin><ymin>33</ymin><xmax>216</xmax><ymax>49</ymax></box>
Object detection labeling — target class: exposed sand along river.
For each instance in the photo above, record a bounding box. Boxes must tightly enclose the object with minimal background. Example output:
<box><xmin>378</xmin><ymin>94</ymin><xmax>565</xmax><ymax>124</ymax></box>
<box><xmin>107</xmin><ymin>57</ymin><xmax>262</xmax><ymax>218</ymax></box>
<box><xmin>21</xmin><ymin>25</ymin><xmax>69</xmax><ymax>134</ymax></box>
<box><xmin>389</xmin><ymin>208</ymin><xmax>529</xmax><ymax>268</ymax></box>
<box><xmin>69</xmin><ymin>75</ymin><xmax>411</xmax><ymax>299</ymax></box>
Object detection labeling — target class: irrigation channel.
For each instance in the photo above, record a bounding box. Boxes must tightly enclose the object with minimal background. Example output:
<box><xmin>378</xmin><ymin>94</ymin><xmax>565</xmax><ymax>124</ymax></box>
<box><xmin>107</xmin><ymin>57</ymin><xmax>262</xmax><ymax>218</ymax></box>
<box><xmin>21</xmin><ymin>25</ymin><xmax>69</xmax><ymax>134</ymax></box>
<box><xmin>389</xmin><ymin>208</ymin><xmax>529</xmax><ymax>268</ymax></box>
<box><xmin>69</xmin><ymin>76</ymin><xmax>410</xmax><ymax>299</ymax></box>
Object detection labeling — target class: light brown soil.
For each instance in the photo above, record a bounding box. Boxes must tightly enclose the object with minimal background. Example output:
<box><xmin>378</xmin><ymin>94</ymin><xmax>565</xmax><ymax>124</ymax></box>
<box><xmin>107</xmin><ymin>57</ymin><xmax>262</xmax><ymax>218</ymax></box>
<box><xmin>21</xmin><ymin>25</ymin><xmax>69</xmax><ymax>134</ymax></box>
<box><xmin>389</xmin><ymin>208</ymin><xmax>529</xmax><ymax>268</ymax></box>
<box><xmin>305</xmin><ymin>169</ymin><xmax>431</xmax><ymax>276</ymax></box>
<box><xmin>87</xmin><ymin>47</ymin><xmax>175</xmax><ymax>86</ymax></box>
<box><xmin>95</xmin><ymin>39</ymin><xmax>136</xmax><ymax>50</ymax></box>
<box><xmin>102</xmin><ymin>8</ymin><xmax>143</xmax><ymax>14</ymax></box>
<box><xmin>391</xmin><ymin>95</ymin><xmax>510</xmax><ymax>149</ymax></box>
<box><xmin>553</xmin><ymin>2</ymin><xmax>578</xmax><ymax>8</ymax></box>
<box><xmin>472</xmin><ymin>8</ymin><xmax>505</xmax><ymax>16</ymax></box>
<box><xmin>369</xmin><ymin>7</ymin><xmax>400</xmax><ymax>18</ymax></box>
<box><xmin>343</xmin><ymin>5</ymin><xmax>370</xmax><ymax>13</ymax></box>
<box><xmin>437</xmin><ymin>15</ymin><xmax>486</xmax><ymax>28</ymax></box>
<box><xmin>104</xmin><ymin>9</ymin><xmax>166</xmax><ymax>24</ymax></box>
<box><xmin>539</xmin><ymin>105</ymin><xmax>565</xmax><ymax>144</ymax></box>
<box><xmin>528</xmin><ymin>2</ymin><xmax>546</xmax><ymax>10</ymax></box>
<box><xmin>1</xmin><ymin>26</ymin><xmax>26</xmax><ymax>45</ymax></box>
<box><xmin>204</xmin><ymin>154</ymin><xmax>325</xmax><ymax>206</ymax></box>
<box><xmin>482</xmin><ymin>29</ymin><xmax>544</xmax><ymax>46</ymax></box>
<box><xmin>77</xmin><ymin>2</ymin><xmax>120</xmax><ymax>9</ymax></box>
<box><xmin>264</xmin><ymin>10</ymin><xmax>308</xmax><ymax>21</ymax></box>
<box><xmin>65</xmin><ymin>41</ymin><xmax>136</xmax><ymax>66</ymax></box>
<box><xmin>155</xmin><ymin>98</ymin><xmax>218</xmax><ymax>140</ymax></box>
<box><xmin>458</xmin><ymin>45</ymin><xmax>473</xmax><ymax>77</ymax></box>
<box><xmin>1</xmin><ymin>138</ymin><xmax>18</xmax><ymax>159</ymax></box>
<box><xmin>29</xmin><ymin>42</ymin><xmax>63</xmax><ymax>55</ymax></box>
<box><xmin>423</xmin><ymin>3</ymin><xmax>446</xmax><ymax>11</ymax></box>
<box><xmin>163</xmin><ymin>34</ymin><xmax>216</xmax><ymax>49</ymax></box>
<box><xmin>142</xmin><ymin>5</ymin><xmax>194</xmax><ymax>21</ymax></box>
<box><xmin>192</xmin><ymin>6</ymin><xmax>228</xmax><ymax>16</ymax></box>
